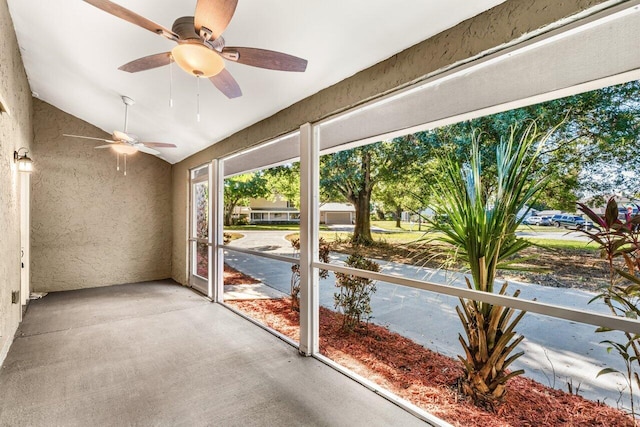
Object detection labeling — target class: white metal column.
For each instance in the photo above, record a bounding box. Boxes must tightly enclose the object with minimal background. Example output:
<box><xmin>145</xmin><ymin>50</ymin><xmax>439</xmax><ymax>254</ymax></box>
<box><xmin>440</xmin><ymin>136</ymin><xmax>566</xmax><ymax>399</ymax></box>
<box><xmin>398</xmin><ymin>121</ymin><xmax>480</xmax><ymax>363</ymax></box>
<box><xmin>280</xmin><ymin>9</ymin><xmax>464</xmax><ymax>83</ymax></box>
<box><xmin>299</xmin><ymin>123</ymin><xmax>319</xmax><ymax>355</ymax></box>
<box><xmin>205</xmin><ymin>161</ymin><xmax>214</xmax><ymax>300</ymax></box>
<box><xmin>212</xmin><ymin>159</ymin><xmax>225</xmax><ymax>303</ymax></box>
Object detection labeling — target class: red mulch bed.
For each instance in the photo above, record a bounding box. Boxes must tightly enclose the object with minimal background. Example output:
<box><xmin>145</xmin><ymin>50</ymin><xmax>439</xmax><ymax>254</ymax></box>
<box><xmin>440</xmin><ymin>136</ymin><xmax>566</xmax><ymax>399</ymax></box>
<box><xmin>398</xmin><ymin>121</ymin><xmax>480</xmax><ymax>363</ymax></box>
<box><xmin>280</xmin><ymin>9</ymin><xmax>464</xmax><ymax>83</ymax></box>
<box><xmin>226</xmin><ymin>298</ymin><xmax>635</xmax><ymax>427</ymax></box>
<box><xmin>224</xmin><ymin>264</ymin><xmax>261</xmax><ymax>285</ymax></box>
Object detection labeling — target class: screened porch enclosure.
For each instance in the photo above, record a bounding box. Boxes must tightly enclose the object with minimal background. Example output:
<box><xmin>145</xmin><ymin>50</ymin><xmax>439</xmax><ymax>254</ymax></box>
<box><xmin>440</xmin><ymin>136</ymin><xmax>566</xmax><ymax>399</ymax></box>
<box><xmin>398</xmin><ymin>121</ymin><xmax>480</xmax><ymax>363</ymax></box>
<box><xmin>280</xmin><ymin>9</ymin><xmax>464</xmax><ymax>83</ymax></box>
<box><xmin>188</xmin><ymin>4</ymin><xmax>640</xmax><ymax>424</ymax></box>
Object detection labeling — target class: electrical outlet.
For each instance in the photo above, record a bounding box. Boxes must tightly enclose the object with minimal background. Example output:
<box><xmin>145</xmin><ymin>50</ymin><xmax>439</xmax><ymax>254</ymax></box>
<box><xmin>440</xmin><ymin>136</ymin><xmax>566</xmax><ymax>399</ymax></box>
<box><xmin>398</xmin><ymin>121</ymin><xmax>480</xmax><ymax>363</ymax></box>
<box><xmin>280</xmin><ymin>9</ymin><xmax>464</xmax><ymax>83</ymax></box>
<box><xmin>11</xmin><ymin>290</ymin><xmax>19</xmax><ymax>304</ymax></box>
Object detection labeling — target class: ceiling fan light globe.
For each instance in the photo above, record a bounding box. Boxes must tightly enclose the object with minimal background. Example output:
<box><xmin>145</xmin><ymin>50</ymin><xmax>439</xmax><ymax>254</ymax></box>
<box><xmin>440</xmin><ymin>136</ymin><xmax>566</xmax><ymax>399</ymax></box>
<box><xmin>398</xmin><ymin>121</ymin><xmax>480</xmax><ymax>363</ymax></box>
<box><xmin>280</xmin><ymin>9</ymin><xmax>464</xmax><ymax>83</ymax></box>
<box><xmin>112</xmin><ymin>144</ymin><xmax>138</xmax><ymax>155</ymax></box>
<box><xmin>171</xmin><ymin>44</ymin><xmax>224</xmax><ymax>78</ymax></box>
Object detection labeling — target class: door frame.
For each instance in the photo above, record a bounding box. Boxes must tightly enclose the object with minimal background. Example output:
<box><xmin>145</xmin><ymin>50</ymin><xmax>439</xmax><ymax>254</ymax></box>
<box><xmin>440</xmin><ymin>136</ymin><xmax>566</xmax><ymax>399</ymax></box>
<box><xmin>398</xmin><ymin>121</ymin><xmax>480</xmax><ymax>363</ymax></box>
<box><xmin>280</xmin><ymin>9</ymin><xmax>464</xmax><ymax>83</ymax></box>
<box><xmin>188</xmin><ymin>164</ymin><xmax>211</xmax><ymax>296</ymax></box>
<box><xmin>20</xmin><ymin>172</ymin><xmax>30</xmax><ymax>315</ymax></box>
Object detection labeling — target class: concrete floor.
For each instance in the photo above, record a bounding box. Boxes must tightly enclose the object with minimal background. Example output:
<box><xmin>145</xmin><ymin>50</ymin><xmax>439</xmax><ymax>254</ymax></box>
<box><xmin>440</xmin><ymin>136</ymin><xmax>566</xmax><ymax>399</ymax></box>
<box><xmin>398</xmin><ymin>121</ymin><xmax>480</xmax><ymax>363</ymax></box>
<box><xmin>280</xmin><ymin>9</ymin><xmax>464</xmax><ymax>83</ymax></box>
<box><xmin>0</xmin><ymin>280</ymin><xmax>427</xmax><ymax>426</ymax></box>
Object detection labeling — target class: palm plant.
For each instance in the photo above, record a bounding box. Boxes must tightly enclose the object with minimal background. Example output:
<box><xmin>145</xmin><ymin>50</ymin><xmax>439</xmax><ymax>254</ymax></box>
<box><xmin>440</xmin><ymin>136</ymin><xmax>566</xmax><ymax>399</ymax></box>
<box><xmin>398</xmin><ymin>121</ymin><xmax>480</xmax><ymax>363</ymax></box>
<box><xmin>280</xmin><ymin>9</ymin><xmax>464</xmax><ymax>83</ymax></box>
<box><xmin>426</xmin><ymin>122</ymin><xmax>555</xmax><ymax>405</ymax></box>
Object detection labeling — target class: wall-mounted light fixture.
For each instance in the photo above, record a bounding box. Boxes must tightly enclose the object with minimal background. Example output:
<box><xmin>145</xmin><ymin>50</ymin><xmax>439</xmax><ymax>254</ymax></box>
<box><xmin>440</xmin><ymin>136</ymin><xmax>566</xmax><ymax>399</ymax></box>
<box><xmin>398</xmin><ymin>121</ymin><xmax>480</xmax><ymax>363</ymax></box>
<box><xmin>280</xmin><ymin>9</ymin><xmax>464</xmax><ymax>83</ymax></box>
<box><xmin>13</xmin><ymin>147</ymin><xmax>33</xmax><ymax>173</ymax></box>
<box><xmin>0</xmin><ymin>92</ymin><xmax>8</xmax><ymax>115</ymax></box>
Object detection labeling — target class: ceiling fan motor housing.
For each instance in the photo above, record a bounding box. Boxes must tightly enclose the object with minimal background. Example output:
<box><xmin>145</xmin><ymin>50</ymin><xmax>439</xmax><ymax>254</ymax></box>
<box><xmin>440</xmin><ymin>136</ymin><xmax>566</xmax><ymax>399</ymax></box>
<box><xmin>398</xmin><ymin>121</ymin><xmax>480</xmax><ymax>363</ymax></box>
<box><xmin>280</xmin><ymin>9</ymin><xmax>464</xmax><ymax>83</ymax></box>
<box><xmin>172</xmin><ymin>16</ymin><xmax>199</xmax><ymax>40</ymax></box>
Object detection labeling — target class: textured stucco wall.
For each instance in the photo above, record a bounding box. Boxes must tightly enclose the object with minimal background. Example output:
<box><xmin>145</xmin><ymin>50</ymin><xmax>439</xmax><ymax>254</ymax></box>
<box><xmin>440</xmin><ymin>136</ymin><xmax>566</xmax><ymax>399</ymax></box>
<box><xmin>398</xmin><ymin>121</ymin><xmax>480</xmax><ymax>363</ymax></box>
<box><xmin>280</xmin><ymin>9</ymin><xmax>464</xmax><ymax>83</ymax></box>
<box><xmin>0</xmin><ymin>0</ymin><xmax>33</xmax><ymax>362</ymax></box>
<box><xmin>31</xmin><ymin>99</ymin><xmax>172</xmax><ymax>292</ymax></box>
<box><xmin>170</xmin><ymin>0</ymin><xmax>616</xmax><ymax>284</ymax></box>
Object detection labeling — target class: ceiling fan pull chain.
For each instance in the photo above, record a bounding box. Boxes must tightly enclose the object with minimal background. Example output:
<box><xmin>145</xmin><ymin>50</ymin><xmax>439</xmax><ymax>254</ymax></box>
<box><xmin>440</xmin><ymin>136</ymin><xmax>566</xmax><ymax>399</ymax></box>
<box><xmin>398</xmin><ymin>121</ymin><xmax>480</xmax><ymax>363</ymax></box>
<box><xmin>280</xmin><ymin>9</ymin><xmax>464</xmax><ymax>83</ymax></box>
<box><xmin>124</xmin><ymin>154</ymin><xmax>127</xmax><ymax>176</ymax></box>
<box><xmin>169</xmin><ymin>55</ymin><xmax>174</xmax><ymax>108</ymax></box>
<box><xmin>123</xmin><ymin>102</ymin><xmax>129</xmax><ymax>133</ymax></box>
<box><xmin>116</xmin><ymin>153</ymin><xmax>120</xmax><ymax>171</ymax></box>
<box><xmin>196</xmin><ymin>75</ymin><xmax>201</xmax><ymax>123</ymax></box>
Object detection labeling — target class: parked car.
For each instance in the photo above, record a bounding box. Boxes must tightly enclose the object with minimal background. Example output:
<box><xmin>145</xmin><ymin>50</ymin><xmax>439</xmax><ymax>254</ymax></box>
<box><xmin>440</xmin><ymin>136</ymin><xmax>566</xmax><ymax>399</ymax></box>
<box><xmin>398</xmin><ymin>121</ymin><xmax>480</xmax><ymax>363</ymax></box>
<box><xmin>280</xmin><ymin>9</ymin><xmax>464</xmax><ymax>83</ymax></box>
<box><xmin>551</xmin><ymin>214</ymin><xmax>594</xmax><ymax>230</ymax></box>
<box><xmin>618</xmin><ymin>206</ymin><xmax>639</xmax><ymax>222</ymax></box>
<box><xmin>522</xmin><ymin>215</ymin><xmax>553</xmax><ymax>226</ymax></box>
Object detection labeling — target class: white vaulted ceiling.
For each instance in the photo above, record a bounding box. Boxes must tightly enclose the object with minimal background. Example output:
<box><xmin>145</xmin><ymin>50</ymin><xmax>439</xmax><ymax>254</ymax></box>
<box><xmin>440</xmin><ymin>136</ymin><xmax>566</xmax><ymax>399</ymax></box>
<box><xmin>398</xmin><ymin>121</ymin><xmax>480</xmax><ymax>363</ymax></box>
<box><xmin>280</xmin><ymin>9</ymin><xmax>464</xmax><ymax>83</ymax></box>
<box><xmin>7</xmin><ymin>0</ymin><xmax>506</xmax><ymax>163</ymax></box>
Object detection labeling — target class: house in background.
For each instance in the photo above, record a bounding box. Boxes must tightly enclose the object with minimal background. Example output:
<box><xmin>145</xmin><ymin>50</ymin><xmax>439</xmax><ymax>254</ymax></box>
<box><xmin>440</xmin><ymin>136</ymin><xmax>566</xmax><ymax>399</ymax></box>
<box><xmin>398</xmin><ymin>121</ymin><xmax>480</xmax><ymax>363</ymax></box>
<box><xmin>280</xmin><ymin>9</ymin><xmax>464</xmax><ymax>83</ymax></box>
<box><xmin>248</xmin><ymin>196</ymin><xmax>300</xmax><ymax>224</ymax></box>
<box><xmin>319</xmin><ymin>203</ymin><xmax>356</xmax><ymax>225</ymax></box>
<box><xmin>234</xmin><ymin>198</ymin><xmax>355</xmax><ymax>225</ymax></box>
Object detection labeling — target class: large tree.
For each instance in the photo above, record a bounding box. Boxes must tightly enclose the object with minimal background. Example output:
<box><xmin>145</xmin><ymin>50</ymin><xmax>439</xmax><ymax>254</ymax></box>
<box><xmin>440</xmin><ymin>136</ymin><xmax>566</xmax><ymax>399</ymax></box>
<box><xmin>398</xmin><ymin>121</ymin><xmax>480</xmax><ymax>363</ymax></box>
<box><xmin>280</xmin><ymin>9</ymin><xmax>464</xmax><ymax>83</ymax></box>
<box><xmin>320</xmin><ymin>138</ymin><xmax>421</xmax><ymax>244</ymax></box>
<box><xmin>321</xmin><ymin>146</ymin><xmax>375</xmax><ymax>244</ymax></box>
<box><xmin>223</xmin><ymin>173</ymin><xmax>269</xmax><ymax>226</ymax></box>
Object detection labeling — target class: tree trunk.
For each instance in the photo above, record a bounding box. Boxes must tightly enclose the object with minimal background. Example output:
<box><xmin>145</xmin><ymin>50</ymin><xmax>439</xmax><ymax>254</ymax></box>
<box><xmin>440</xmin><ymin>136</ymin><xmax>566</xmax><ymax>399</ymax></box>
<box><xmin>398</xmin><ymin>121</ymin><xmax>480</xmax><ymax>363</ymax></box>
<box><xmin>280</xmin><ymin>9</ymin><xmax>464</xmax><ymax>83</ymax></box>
<box><xmin>352</xmin><ymin>192</ymin><xmax>373</xmax><ymax>244</ymax></box>
<box><xmin>224</xmin><ymin>204</ymin><xmax>233</xmax><ymax>226</ymax></box>
<box><xmin>351</xmin><ymin>151</ymin><xmax>374</xmax><ymax>245</ymax></box>
<box><xmin>395</xmin><ymin>205</ymin><xmax>402</xmax><ymax>228</ymax></box>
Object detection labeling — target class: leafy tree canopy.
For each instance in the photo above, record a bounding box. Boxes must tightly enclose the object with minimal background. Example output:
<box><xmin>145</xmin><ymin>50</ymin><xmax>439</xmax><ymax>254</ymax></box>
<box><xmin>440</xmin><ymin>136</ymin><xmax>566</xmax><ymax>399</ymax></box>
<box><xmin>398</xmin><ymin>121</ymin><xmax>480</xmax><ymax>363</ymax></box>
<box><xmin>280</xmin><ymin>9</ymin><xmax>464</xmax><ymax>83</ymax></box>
<box><xmin>263</xmin><ymin>163</ymin><xmax>301</xmax><ymax>208</ymax></box>
<box><xmin>384</xmin><ymin>80</ymin><xmax>640</xmax><ymax>212</ymax></box>
<box><xmin>223</xmin><ymin>173</ymin><xmax>269</xmax><ymax>225</ymax></box>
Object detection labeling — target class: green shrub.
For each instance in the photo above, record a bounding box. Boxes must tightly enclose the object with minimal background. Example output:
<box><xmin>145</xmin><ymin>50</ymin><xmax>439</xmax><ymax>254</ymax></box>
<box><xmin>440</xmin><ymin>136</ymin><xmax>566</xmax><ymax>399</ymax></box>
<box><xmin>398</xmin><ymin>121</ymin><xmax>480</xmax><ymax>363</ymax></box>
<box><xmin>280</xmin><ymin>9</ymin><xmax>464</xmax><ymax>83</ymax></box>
<box><xmin>334</xmin><ymin>254</ymin><xmax>380</xmax><ymax>331</ymax></box>
<box><xmin>232</xmin><ymin>216</ymin><xmax>249</xmax><ymax>226</ymax></box>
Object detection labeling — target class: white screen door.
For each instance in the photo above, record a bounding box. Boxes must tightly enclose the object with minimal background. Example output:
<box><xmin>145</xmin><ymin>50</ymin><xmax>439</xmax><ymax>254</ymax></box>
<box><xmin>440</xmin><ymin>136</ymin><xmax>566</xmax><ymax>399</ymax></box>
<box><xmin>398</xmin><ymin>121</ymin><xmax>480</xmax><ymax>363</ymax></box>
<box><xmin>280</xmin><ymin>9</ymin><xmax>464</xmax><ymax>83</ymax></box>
<box><xmin>189</xmin><ymin>165</ymin><xmax>210</xmax><ymax>294</ymax></box>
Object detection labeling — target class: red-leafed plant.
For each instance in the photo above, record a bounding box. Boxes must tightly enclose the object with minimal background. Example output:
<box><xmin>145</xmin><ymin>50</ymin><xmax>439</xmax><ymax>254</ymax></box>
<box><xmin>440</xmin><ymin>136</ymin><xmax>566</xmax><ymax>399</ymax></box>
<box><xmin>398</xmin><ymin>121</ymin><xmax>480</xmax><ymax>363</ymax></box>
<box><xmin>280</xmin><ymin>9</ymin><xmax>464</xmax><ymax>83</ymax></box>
<box><xmin>578</xmin><ymin>197</ymin><xmax>640</xmax><ymax>417</ymax></box>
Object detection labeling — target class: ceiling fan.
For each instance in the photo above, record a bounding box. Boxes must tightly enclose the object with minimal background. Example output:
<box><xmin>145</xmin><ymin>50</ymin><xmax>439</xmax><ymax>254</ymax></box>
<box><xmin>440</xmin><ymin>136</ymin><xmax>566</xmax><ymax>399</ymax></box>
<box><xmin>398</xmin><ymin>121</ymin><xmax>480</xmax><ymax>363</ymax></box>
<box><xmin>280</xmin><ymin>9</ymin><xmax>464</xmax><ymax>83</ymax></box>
<box><xmin>83</xmin><ymin>0</ymin><xmax>308</xmax><ymax>99</ymax></box>
<box><xmin>64</xmin><ymin>96</ymin><xmax>176</xmax><ymax>174</ymax></box>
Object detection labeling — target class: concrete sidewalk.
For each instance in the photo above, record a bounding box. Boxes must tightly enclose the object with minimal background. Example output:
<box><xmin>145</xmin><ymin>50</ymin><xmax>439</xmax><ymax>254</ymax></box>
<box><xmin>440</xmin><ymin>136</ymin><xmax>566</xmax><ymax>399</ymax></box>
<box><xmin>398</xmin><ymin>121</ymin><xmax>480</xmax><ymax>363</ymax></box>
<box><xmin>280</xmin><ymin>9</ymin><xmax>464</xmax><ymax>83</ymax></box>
<box><xmin>224</xmin><ymin>231</ymin><xmax>629</xmax><ymax>409</ymax></box>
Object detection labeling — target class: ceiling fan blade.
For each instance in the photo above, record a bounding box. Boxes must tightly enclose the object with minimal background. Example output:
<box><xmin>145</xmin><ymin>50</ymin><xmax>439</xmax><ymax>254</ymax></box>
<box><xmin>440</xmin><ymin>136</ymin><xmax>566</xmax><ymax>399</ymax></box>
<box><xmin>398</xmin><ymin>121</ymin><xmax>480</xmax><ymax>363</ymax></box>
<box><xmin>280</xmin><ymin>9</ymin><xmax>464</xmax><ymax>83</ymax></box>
<box><xmin>83</xmin><ymin>0</ymin><xmax>178</xmax><ymax>40</ymax></box>
<box><xmin>140</xmin><ymin>142</ymin><xmax>177</xmax><ymax>148</ymax></box>
<box><xmin>221</xmin><ymin>47</ymin><xmax>307</xmax><ymax>72</ymax></box>
<box><xmin>209</xmin><ymin>69</ymin><xmax>242</xmax><ymax>99</ymax></box>
<box><xmin>94</xmin><ymin>144</ymin><xmax>114</xmax><ymax>149</ymax></box>
<box><xmin>194</xmin><ymin>0</ymin><xmax>238</xmax><ymax>40</ymax></box>
<box><xmin>135</xmin><ymin>146</ymin><xmax>161</xmax><ymax>156</ymax></box>
<box><xmin>119</xmin><ymin>52</ymin><xmax>171</xmax><ymax>73</ymax></box>
<box><xmin>63</xmin><ymin>134</ymin><xmax>113</xmax><ymax>143</ymax></box>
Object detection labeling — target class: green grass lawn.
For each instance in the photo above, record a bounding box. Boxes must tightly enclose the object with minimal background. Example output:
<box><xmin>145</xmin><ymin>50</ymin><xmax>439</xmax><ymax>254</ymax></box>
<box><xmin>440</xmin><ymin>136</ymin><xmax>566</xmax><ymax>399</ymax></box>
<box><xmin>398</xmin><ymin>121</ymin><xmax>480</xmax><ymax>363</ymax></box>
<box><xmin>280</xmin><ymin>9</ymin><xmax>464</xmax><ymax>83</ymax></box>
<box><xmin>526</xmin><ymin>238</ymin><xmax>599</xmax><ymax>251</ymax></box>
<box><xmin>284</xmin><ymin>231</ymin><xmax>598</xmax><ymax>252</ymax></box>
<box><xmin>286</xmin><ymin>230</ymin><xmax>427</xmax><ymax>245</ymax></box>
<box><xmin>516</xmin><ymin>224</ymin><xmax>559</xmax><ymax>232</ymax></box>
<box><xmin>373</xmin><ymin>221</ymin><xmax>565</xmax><ymax>234</ymax></box>
<box><xmin>225</xmin><ymin>224</ymin><xmax>337</xmax><ymax>232</ymax></box>
<box><xmin>231</xmin><ymin>221</ymin><xmax>597</xmax><ymax>252</ymax></box>
<box><xmin>225</xmin><ymin>224</ymin><xmax>304</xmax><ymax>231</ymax></box>
<box><xmin>370</xmin><ymin>220</ymin><xmax>430</xmax><ymax>232</ymax></box>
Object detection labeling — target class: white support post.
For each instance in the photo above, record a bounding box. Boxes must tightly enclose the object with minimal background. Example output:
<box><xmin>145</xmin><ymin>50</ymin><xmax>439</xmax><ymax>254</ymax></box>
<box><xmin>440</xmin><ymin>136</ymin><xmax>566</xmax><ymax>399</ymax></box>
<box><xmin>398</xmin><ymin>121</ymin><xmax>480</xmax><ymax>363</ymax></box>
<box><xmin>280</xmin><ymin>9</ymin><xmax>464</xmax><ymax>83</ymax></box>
<box><xmin>299</xmin><ymin>123</ymin><xmax>319</xmax><ymax>356</ymax></box>
<box><xmin>212</xmin><ymin>159</ymin><xmax>225</xmax><ymax>303</ymax></box>
<box><xmin>206</xmin><ymin>162</ymin><xmax>214</xmax><ymax>300</ymax></box>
